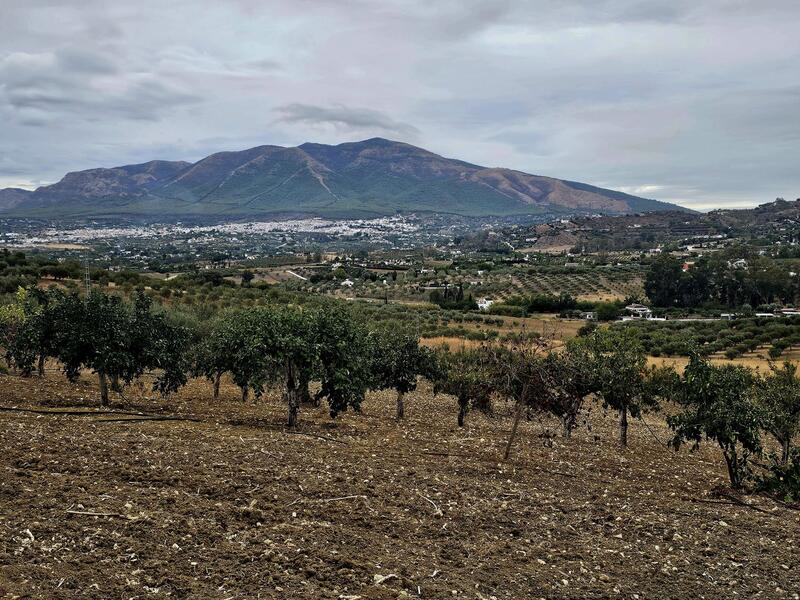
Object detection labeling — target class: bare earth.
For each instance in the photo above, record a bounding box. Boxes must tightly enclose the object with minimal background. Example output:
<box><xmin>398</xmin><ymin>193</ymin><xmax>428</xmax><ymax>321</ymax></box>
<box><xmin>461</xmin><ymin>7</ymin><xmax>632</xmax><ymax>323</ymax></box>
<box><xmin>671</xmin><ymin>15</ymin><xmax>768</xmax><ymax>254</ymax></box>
<box><xmin>0</xmin><ymin>374</ymin><xmax>798</xmax><ymax>599</ymax></box>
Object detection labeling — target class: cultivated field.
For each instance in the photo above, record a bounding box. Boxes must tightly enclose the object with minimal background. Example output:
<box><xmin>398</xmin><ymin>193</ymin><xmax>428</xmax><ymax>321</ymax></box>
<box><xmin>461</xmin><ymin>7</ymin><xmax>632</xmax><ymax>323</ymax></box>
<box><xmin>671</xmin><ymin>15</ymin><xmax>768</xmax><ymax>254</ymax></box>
<box><xmin>1</xmin><ymin>374</ymin><xmax>798</xmax><ymax>598</ymax></box>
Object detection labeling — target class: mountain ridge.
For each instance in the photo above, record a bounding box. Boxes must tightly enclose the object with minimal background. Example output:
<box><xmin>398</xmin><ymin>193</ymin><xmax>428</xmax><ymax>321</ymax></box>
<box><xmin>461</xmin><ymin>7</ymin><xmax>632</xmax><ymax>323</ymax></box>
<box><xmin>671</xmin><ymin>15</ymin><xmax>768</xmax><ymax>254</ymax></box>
<box><xmin>0</xmin><ymin>138</ymin><xmax>687</xmax><ymax>219</ymax></box>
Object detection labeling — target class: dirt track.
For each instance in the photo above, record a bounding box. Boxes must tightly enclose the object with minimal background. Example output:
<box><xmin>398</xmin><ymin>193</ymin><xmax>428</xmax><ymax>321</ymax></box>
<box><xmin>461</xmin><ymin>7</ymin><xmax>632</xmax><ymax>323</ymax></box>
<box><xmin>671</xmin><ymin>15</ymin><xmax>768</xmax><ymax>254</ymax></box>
<box><xmin>0</xmin><ymin>374</ymin><xmax>798</xmax><ymax>598</ymax></box>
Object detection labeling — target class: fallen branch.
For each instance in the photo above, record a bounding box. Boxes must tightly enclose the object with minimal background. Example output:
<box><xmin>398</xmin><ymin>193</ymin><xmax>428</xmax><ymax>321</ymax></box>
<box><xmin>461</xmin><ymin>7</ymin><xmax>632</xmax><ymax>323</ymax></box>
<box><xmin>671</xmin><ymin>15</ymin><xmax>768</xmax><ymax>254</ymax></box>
<box><xmin>288</xmin><ymin>495</ymin><xmax>367</xmax><ymax>506</ymax></box>
<box><xmin>319</xmin><ymin>495</ymin><xmax>367</xmax><ymax>503</ymax></box>
<box><xmin>683</xmin><ymin>495</ymin><xmax>771</xmax><ymax>515</ymax></box>
<box><xmin>95</xmin><ymin>416</ymin><xmax>201</xmax><ymax>424</ymax></box>
<box><xmin>683</xmin><ymin>497</ymin><xmax>741</xmax><ymax>507</ymax></box>
<box><xmin>65</xmin><ymin>510</ymin><xmax>134</xmax><ymax>520</ymax></box>
<box><xmin>529</xmin><ymin>465</ymin><xmax>614</xmax><ymax>485</ymax></box>
<box><xmin>713</xmin><ymin>491</ymin><xmax>772</xmax><ymax>515</ymax></box>
<box><xmin>417</xmin><ymin>492</ymin><xmax>444</xmax><ymax>517</ymax></box>
<box><xmin>283</xmin><ymin>430</ymin><xmax>348</xmax><ymax>444</ymax></box>
<box><xmin>637</xmin><ymin>415</ymin><xmax>668</xmax><ymax>447</ymax></box>
<box><xmin>531</xmin><ymin>466</ymin><xmax>578</xmax><ymax>479</ymax></box>
<box><xmin>0</xmin><ymin>406</ymin><xmax>155</xmax><ymax>417</ymax></box>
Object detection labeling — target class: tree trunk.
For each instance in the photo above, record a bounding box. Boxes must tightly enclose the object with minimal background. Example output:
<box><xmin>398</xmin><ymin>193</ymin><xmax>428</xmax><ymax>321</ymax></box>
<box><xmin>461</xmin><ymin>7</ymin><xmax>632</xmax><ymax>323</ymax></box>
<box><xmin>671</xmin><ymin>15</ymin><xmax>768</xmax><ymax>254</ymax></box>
<box><xmin>288</xmin><ymin>388</ymin><xmax>300</xmax><ymax>428</ymax></box>
<box><xmin>723</xmin><ymin>451</ymin><xmax>740</xmax><ymax>489</ymax></box>
<box><xmin>98</xmin><ymin>371</ymin><xmax>109</xmax><ymax>407</ymax></box>
<box><xmin>287</xmin><ymin>361</ymin><xmax>300</xmax><ymax>428</ymax></box>
<box><xmin>457</xmin><ymin>396</ymin><xmax>468</xmax><ymax>427</ymax></box>
<box><xmin>37</xmin><ymin>354</ymin><xmax>45</xmax><ymax>377</ymax></box>
<box><xmin>618</xmin><ymin>408</ymin><xmax>628</xmax><ymax>447</ymax></box>
<box><xmin>503</xmin><ymin>401</ymin><xmax>525</xmax><ymax>460</ymax></box>
<box><xmin>562</xmin><ymin>415</ymin><xmax>573</xmax><ymax>439</ymax></box>
<box><xmin>781</xmin><ymin>438</ymin><xmax>790</xmax><ymax>466</ymax></box>
<box><xmin>241</xmin><ymin>385</ymin><xmax>249</xmax><ymax>403</ymax></box>
<box><xmin>396</xmin><ymin>390</ymin><xmax>405</xmax><ymax>420</ymax></box>
<box><xmin>298</xmin><ymin>369</ymin><xmax>313</xmax><ymax>405</ymax></box>
<box><xmin>213</xmin><ymin>372</ymin><xmax>221</xmax><ymax>400</ymax></box>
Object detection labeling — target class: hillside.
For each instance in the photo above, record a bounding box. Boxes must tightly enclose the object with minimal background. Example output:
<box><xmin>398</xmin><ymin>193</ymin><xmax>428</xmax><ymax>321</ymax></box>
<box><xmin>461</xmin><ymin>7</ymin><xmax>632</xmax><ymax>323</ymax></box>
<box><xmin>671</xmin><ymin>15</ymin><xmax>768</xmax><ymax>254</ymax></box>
<box><xmin>555</xmin><ymin>197</ymin><xmax>800</xmax><ymax>252</ymax></box>
<box><xmin>0</xmin><ymin>138</ymin><xmax>685</xmax><ymax>220</ymax></box>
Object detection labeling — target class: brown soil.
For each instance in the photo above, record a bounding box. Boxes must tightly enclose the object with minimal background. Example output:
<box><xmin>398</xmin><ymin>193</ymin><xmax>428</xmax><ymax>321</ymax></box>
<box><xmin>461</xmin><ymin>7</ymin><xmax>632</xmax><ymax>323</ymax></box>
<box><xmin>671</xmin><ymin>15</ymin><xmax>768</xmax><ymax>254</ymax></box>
<box><xmin>1</xmin><ymin>374</ymin><xmax>798</xmax><ymax>599</ymax></box>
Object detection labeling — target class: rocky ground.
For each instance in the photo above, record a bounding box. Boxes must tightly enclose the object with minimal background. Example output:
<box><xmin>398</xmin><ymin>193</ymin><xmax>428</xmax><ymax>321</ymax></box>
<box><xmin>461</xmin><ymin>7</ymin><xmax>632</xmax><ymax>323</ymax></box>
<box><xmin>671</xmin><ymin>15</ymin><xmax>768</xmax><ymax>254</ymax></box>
<box><xmin>0</xmin><ymin>373</ymin><xmax>798</xmax><ymax>599</ymax></box>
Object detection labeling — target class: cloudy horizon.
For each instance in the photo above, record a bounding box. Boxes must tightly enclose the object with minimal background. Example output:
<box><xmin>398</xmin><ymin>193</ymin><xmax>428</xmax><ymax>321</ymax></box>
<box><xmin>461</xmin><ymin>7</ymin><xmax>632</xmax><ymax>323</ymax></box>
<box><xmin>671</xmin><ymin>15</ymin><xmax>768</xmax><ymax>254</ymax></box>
<box><xmin>2</xmin><ymin>0</ymin><xmax>799</xmax><ymax>211</ymax></box>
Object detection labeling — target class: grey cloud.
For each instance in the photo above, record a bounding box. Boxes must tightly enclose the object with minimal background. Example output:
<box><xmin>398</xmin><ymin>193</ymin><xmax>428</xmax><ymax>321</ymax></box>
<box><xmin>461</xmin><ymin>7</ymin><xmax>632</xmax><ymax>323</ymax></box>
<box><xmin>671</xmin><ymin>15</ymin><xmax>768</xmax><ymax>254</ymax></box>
<box><xmin>273</xmin><ymin>104</ymin><xmax>420</xmax><ymax>137</ymax></box>
<box><xmin>0</xmin><ymin>0</ymin><xmax>799</xmax><ymax>208</ymax></box>
<box><xmin>0</xmin><ymin>49</ymin><xmax>200</xmax><ymax>121</ymax></box>
<box><xmin>57</xmin><ymin>46</ymin><xmax>120</xmax><ymax>75</ymax></box>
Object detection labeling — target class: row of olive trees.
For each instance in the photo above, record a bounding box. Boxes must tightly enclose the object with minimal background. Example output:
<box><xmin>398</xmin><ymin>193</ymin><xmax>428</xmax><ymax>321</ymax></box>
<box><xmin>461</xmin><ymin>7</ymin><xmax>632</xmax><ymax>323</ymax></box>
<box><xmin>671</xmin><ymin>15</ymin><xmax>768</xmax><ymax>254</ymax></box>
<box><xmin>431</xmin><ymin>331</ymin><xmax>670</xmax><ymax>454</ymax></box>
<box><xmin>191</xmin><ymin>305</ymin><xmax>435</xmax><ymax>427</ymax></box>
<box><xmin>433</xmin><ymin>330</ymin><xmax>800</xmax><ymax>494</ymax></box>
<box><xmin>2</xmin><ymin>288</ymin><xmax>798</xmax><ymax>494</ymax></box>
<box><xmin>3</xmin><ymin>288</ymin><xmax>188</xmax><ymax>405</ymax></box>
<box><xmin>0</xmin><ymin>287</ymin><xmax>436</xmax><ymax>428</ymax></box>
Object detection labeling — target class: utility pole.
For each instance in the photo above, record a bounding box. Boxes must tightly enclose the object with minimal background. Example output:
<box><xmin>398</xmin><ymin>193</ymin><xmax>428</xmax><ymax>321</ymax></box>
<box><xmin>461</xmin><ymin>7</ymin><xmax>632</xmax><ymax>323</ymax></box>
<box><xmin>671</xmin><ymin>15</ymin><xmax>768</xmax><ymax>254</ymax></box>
<box><xmin>84</xmin><ymin>263</ymin><xmax>91</xmax><ymax>296</ymax></box>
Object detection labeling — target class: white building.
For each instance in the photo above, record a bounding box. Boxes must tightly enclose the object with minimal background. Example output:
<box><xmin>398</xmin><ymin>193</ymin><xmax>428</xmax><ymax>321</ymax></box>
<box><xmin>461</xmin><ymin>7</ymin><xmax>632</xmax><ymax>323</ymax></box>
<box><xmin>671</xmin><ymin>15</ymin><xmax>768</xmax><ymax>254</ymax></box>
<box><xmin>624</xmin><ymin>303</ymin><xmax>653</xmax><ymax>319</ymax></box>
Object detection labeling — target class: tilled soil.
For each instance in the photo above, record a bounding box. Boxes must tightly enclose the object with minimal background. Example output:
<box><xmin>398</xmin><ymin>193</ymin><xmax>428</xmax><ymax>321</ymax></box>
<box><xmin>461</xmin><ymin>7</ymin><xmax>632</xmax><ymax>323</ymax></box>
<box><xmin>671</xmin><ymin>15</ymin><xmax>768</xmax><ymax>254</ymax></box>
<box><xmin>0</xmin><ymin>373</ymin><xmax>798</xmax><ymax>599</ymax></box>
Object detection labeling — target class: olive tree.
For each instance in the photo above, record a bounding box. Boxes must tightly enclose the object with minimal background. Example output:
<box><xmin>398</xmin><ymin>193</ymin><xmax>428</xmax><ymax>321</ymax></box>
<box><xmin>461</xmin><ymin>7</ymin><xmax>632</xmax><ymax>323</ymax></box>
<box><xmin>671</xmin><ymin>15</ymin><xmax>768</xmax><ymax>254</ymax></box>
<box><xmin>668</xmin><ymin>354</ymin><xmax>760</xmax><ymax>489</ymax></box>
<box><xmin>370</xmin><ymin>331</ymin><xmax>435</xmax><ymax>419</ymax></box>
<box><xmin>260</xmin><ymin>304</ymin><xmax>371</xmax><ymax>427</ymax></box>
<box><xmin>0</xmin><ymin>288</ymin><xmax>31</xmax><ymax>372</ymax></box>
<box><xmin>578</xmin><ymin>330</ymin><xmax>659</xmax><ymax>447</ymax></box>
<box><xmin>433</xmin><ymin>347</ymin><xmax>495</xmax><ymax>427</ymax></box>
<box><xmin>311</xmin><ymin>305</ymin><xmax>372</xmax><ymax>421</ymax></box>
<box><xmin>194</xmin><ymin>312</ymin><xmax>254</xmax><ymax>401</ymax></box>
<box><xmin>479</xmin><ymin>342</ymin><xmax>549</xmax><ymax>458</ymax></box>
<box><xmin>129</xmin><ymin>293</ymin><xmax>190</xmax><ymax>397</ymax></box>
<box><xmin>7</xmin><ymin>287</ymin><xmax>63</xmax><ymax>377</ymax></box>
<box><xmin>754</xmin><ymin>361</ymin><xmax>800</xmax><ymax>465</ymax></box>
<box><xmin>539</xmin><ymin>344</ymin><xmax>600</xmax><ymax>439</ymax></box>
<box><xmin>35</xmin><ymin>290</ymin><xmax>189</xmax><ymax>406</ymax></box>
<box><xmin>199</xmin><ymin>303</ymin><xmax>371</xmax><ymax>427</ymax></box>
<box><xmin>267</xmin><ymin>305</ymin><xmax>320</xmax><ymax>427</ymax></box>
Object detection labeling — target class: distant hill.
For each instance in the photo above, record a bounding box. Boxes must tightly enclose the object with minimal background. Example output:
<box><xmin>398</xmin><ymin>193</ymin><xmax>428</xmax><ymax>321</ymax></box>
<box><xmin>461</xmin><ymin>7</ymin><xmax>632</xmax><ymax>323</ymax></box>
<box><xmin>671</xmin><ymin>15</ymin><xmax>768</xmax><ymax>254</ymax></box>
<box><xmin>558</xmin><ymin>197</ymin><xmax>800</xmax><ymax>252</ymax></box>
<box><xmin>0</xmin><ymin>138</ymin><xmax>686</xmax><ymax>220</ymax></box>
<box><xmin>710</xmin><ymin>198</ymin><xmax>800</xmax><ymax>228</ymax></box>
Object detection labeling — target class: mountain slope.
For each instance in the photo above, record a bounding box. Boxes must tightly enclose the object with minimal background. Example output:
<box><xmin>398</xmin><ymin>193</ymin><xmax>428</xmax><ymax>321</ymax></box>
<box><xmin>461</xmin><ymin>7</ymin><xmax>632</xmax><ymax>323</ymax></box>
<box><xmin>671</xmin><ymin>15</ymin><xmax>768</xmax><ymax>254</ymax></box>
<box><xmin>0</xmin><ymin>138</ymin><xmax>686</xmax><ymax>219</ymax></box>
<box><xmin>0</xmin><ymin>188</ymin><xmax>32</xmax><ymax>211</ymax></box>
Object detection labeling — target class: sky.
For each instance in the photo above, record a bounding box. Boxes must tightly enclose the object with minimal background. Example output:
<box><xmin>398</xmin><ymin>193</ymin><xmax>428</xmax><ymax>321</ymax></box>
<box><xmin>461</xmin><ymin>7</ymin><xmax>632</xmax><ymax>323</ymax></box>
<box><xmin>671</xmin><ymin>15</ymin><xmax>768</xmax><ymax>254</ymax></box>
<box><xmin>1</xmin><ymin>1</ymin><xmax>799</xmax><ymax>211</ymax></box>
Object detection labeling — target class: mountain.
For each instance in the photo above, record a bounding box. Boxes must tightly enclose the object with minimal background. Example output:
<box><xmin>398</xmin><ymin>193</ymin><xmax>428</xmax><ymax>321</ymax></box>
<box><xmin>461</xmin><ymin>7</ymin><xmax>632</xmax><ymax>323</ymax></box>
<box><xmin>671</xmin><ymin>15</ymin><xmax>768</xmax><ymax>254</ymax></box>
<box><xmin>0</xmin><ymin>138</ymin><xmax>685</xmax><ymax>220</ymax></box>
<box><xmin>0</xmin><ymin>188</ymin><xmax>32</xmax><ymax>211</ymax></box>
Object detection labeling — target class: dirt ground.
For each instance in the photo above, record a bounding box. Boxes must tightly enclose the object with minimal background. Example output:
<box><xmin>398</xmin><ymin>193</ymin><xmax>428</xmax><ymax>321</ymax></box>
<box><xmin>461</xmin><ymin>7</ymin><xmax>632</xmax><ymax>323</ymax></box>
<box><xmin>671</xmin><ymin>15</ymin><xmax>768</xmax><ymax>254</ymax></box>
<box><xmin>1</xmin><ymin>373</ymin><xmax>798</xmax><ymax>599</ymax></box>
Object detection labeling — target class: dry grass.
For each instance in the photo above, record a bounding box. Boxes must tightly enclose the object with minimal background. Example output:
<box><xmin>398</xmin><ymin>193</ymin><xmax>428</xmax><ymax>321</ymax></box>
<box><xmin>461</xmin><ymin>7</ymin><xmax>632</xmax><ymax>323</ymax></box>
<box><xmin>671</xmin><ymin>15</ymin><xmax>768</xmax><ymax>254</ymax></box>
<box><xmin>649</xmin><ymin>347</ymin><xmax>800</xmax><ymax>373</ymax></box>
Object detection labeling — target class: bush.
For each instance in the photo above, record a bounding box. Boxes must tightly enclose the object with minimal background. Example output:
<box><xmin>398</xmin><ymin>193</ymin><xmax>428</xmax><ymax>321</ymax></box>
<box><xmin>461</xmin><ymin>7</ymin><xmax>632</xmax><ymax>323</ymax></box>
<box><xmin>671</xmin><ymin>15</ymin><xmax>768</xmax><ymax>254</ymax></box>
<box><xmin>487</xmin><ymin>304</ymin><xmax>527</xmax><ymax>318</ymax></box>
<box><xmin>595</xmin><ymin>303</ymin><xmax>621</xmax><ymax>321</ymax></box>
<box><xmin>759</xmin><ymin>448</ymin><xmax>800</xmax><ymax>502</ymax></box>
<box><xmin>668</xmin><ymin>355</ymin><xmax>760</xmax><ymax>489</ymax></box>
<box><xmin>768</xmin><ymin>346</ymin><xmax>784</xmax><ymax>360</ymax></box>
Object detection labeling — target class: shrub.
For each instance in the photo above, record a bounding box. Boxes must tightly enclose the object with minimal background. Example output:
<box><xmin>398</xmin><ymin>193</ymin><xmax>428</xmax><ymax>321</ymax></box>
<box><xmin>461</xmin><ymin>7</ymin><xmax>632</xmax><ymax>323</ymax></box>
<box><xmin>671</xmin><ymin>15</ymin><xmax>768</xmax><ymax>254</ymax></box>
<box><xmin>487</xmin><ymin>304</ymin><xmax>527</xmax><ymax>317</ymax></box>
<box><xmin>758</xmin><ymin>448</ymin><xmax>800</xmax><ymax>502</ymax></box>
<box><xmin>668</xmin><ymin>355</ymin><xmax>760</xmax><ymax>489</ymax></box>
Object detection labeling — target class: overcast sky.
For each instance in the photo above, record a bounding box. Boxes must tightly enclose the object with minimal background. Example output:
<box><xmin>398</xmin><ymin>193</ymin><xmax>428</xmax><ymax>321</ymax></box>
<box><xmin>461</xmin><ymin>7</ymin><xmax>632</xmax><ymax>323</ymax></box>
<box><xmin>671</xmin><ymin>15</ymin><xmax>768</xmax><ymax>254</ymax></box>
<box><xmin>2</xmin><ymin>1</ymin><xmax>799</xmax><ymax>210</ymax></box>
